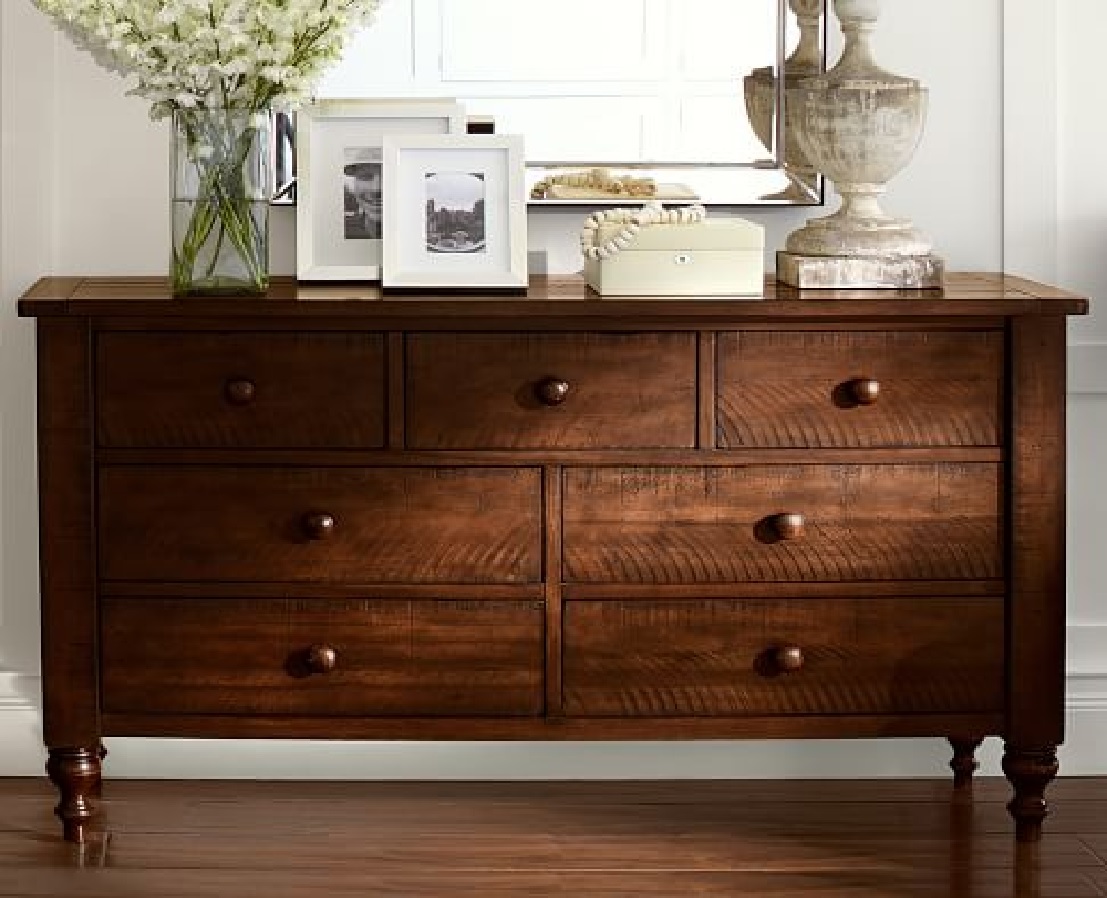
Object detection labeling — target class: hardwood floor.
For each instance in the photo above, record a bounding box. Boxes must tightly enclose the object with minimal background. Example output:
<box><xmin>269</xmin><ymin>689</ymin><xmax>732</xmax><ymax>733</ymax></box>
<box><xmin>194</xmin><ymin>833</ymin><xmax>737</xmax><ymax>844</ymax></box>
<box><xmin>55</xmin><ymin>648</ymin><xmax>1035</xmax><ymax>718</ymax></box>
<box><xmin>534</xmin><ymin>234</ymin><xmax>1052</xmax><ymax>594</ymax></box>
<box><xmin>2</xmin><ymin>778</ymin><xmax>1106</xmax><ymax>896</ymax></box>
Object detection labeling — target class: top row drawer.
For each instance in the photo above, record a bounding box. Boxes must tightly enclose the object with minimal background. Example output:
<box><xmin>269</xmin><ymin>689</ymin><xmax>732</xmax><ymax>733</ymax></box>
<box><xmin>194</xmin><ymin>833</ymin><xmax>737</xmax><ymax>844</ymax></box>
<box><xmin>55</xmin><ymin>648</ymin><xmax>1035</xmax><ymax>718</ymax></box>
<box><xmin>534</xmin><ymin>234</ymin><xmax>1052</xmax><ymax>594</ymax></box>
<box><xmin>97</xmin><ymin>331</ymin><xmax>1002</xmax><ymax>450</ymax></box>
<box><xmin>716</xmin><ymin>331</ymin><xmax>1002</xmax><ymax>448</ymax></box>
<box><xmin>98</xmin><ymin>332</ymin><xmax>387</xmax><ymax>449</ymax></box>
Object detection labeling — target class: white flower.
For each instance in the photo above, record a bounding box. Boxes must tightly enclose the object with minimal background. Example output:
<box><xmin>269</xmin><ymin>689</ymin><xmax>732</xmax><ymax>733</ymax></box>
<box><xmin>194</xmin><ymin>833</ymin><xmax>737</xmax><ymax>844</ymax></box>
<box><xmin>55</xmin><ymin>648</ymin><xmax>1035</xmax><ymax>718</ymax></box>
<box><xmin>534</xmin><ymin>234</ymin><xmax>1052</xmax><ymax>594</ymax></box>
<box><xmin>33</xmin><ymin>0</ymin><xmax>383</xmax><ymax>119</ymax></box>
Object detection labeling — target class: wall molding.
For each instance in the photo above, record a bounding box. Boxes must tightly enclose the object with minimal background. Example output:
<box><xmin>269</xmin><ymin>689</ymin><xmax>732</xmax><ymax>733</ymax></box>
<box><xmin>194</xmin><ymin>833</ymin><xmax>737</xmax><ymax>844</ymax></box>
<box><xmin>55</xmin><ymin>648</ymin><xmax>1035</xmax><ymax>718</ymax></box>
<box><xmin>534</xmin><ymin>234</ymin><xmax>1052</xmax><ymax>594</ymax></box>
<box><xmin>0</xmin><ymin>672</ymin><xmax>35</xmax><ymax>710</ymax></box>
<box><xmin>0</xmin><ymin>672</ymin><xmax>41</xmax><ymax>776</ymax></box>
<box><xmin>1067</xmin><ymin>687</ymin><xmax>1107</xmax><ymax>712</ymax></box>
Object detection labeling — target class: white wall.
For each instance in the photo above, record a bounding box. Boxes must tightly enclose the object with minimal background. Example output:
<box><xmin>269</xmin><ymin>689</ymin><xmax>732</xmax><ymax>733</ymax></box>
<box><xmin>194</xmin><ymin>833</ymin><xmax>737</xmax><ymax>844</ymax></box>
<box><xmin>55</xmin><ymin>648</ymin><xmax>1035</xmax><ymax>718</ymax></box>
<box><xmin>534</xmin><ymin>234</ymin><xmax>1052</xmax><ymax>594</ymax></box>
<box><xmin>0</xmin><ymin>0</ymin><xmax>56</xmax><ymax>770</ymax></box>
<box><xmin>1</xmin><ymin>0</ymin><xmax>1103</xmax><ymax>779</ymax></box>
<box><xmin>1058</xmin><ymin>1</ymin><xmax>1107</xmax><ymax>347</ymax></box>
<box><xmin>1004</xmin><ymin>0</ymin><xmax>1107</xmax><ymax>675</ymax></box>
<box><xmin>1054</xmin><ymin>0</ymin><xmax>1107</xmax><ymax>757</ymax></box>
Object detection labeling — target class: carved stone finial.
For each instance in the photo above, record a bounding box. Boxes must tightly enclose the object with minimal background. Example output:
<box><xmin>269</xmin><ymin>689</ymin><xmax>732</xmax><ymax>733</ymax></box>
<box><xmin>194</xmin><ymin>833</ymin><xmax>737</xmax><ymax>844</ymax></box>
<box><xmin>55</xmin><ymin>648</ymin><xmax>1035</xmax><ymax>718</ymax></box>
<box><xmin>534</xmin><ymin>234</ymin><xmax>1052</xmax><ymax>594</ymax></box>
<box><xmin>778</xmin><ymin>0</ymin><xmax>944</xmax><ymax>287</ymax></box>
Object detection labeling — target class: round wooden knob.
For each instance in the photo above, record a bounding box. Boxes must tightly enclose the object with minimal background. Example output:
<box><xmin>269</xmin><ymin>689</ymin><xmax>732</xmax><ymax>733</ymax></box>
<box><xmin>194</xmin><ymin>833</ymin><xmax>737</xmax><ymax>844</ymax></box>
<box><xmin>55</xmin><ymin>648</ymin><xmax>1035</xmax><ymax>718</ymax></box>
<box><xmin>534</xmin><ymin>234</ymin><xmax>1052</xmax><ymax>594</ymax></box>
<box><xmin>772</xmin><ymin>645</ymin><xmax>805</xmax><ymax>673</ymax></box>
<box><xmin>535</xmin><ymin>376</ymin><xmax>571</xmax><ymax>406</ymax></box>
<box><xmin>770</xmin><ymin>512</ymin><xmax>806</xmax><ymax>541</ymax></box>
<box><xmin>305</xmin><ymin>644</ymin><xmax>337</xmax><ymax>674</ymax></box>
<box><xmin>225</xmin><ymin>378</ymin><xmax>257</xmax><ymax>405</ymax></box>
<box><xmin>302</xmin><ymin>512</ymin><xmax>336</xmax><ymax>540</ymax></box>
<box><xmin>846</xmin><ymin>377</ymin><xmax>881</xmax><ymax>406</ymax></box>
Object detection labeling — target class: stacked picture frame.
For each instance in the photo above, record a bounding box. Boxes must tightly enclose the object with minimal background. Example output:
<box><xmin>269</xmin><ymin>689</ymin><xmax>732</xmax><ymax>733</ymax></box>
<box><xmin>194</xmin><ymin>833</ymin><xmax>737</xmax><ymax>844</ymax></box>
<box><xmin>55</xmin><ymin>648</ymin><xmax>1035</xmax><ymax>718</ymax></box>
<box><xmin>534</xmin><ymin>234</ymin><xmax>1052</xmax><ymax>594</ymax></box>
<box><xmin>295</xmin><ymin>99</ymin><xmax>527</xmax><ymax>289</ymax></box>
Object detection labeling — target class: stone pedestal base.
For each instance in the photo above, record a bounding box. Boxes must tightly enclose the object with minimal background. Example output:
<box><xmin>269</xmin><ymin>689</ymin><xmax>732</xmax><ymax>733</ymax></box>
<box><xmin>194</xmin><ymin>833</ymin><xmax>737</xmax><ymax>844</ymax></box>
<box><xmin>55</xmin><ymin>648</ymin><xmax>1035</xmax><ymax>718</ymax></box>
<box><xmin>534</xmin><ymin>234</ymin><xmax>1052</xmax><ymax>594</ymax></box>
<box><xmin>776</xmin><ymin>252</ymin><xmax>945</xmax><ymax>289</ymax></box>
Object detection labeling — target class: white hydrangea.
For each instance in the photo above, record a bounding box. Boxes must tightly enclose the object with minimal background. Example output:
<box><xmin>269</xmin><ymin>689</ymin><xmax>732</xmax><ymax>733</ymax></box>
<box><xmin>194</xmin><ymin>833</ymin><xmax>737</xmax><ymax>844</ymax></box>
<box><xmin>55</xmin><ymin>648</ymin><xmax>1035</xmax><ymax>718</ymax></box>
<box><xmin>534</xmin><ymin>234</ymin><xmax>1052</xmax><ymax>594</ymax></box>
<box><xmin>33</xmin><ymin>0</ymin><xmax>382</xmax><ymax>118</ymax></box>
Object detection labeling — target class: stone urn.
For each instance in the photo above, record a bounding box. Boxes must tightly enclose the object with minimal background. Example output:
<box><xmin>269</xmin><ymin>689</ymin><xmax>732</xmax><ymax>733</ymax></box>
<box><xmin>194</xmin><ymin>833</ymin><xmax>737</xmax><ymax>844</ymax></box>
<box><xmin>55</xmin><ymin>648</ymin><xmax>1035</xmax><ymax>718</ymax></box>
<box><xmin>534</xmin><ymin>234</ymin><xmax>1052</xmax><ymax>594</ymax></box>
<box><xmin>743</xmin><ymin>0</ymin><xmax>824</xmax><ymax>202</ymax></box>
<box><xmin>778</xmin><ymin>0</ymin><xmax>943</xmax><ymax>287</ymax></box>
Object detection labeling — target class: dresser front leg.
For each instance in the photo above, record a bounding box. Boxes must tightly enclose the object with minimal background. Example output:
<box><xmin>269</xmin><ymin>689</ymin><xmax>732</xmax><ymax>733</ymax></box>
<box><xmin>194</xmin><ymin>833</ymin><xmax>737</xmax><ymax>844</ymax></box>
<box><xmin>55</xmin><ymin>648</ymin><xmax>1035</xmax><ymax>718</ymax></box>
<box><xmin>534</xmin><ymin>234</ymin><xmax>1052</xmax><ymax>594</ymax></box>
<box><xmin>948</xmin><ymin>737</ymin><xmax>984</xmax><ymax>790</ymax></box>
<box><xmin>1002</xmin><ymin>745</ymin><xmax>1059</xmax><ymax>843</ymax></box>
<box><xmin>45</xmin><ymin>747</ymin><xmax>101</xmax><ymax>843</ymax></box>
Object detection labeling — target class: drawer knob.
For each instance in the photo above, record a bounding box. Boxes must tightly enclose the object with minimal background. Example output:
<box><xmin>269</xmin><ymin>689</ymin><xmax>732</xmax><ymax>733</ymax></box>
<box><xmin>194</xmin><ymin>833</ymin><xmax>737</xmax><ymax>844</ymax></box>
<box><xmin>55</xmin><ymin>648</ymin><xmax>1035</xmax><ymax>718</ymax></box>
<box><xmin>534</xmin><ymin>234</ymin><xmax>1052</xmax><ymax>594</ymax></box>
<box><xmin>771</xmin><ymin>645</ymin><xmax>806</xmax><ymax>673</ymax></box>
<box><xmin>535</xmin><ymin>376</ymin><xmax>571</xmax><ymax>406</ymax></box>
<box><xmin>306</xmin><ymin>644</ymin><xmax>338</xmax><ymax>674</ymax></box>
<box><xmin>225</xmin><ymin>378</ymin><xmax>257</xmax><ymax>405</ymax></box>
<box><xmin>846</xmin><ymin>377</ymin><xmax>881</xmax><ymax>406</ymax></box>
<box><xmin>302</xmin><ymin>512</ymin><xmax>336</xmax><ymax>540</ymax></box>
<box><xmin>770</xmin><ymin>512</ymin><xmax>806</xmax><ymax>541</ymax></box>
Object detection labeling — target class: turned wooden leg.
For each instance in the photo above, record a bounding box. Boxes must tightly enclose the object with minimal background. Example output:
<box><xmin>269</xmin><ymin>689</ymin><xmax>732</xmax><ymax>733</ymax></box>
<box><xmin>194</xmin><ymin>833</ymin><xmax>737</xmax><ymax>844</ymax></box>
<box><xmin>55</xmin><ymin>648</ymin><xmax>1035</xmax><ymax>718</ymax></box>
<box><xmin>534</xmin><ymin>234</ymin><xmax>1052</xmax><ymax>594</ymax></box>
<box><xmin>45</xmin><ymin>747</ymin><xmax>101</xmax><ymax>843</ymax></box>
<box><xmin>1002</xmin><ymin>745</ymin><xmax>1059</xmax><ymax>843</ymax></box>
<box><xmin>948</xmin><ymin>737</ymin><xmax>984</xmax><ymax>790</ymax></box>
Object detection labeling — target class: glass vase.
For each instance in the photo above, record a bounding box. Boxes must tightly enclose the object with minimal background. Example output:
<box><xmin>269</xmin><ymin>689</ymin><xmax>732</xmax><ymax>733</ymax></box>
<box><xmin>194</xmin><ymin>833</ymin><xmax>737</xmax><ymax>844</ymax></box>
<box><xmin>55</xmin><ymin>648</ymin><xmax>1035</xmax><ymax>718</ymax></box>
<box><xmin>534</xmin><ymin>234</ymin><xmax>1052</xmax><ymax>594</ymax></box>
<box><xmin>172</xmin><ymin>108</ymin><xmax>271</xmax><ymax>296</ymax></box>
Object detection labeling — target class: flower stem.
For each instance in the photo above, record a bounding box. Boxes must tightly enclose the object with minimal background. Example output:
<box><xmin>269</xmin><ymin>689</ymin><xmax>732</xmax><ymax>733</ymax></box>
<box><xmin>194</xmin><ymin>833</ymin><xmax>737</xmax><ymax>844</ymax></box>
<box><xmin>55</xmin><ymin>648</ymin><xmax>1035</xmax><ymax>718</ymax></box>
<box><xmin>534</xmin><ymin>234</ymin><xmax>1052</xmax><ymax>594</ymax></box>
<box><xmin>173</xmin><ymin>109</ymin><xmax>268</xmax><ymax>295</ymax></box>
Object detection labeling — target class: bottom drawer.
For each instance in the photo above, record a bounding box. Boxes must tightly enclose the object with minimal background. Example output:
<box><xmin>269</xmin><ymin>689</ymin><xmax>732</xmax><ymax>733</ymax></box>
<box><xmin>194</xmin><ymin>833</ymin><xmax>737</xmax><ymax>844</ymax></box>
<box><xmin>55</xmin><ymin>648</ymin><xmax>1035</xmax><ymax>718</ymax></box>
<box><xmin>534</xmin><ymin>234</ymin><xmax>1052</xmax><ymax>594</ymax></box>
<box><xmin>102</xmin><ymin>598</ymin><xmax>545</xmax><ymax>717</ymax></box>
<box><xmin>563</xmin><ymin>598</ymin><xmax>1004</xmax><ymax>717</ymax></box>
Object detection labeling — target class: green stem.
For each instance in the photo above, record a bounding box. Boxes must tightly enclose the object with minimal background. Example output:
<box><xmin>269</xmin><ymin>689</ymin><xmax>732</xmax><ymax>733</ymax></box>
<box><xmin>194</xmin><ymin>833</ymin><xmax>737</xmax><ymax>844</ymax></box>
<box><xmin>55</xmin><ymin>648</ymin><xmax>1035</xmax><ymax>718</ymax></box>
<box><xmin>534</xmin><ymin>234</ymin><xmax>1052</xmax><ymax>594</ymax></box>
<box><xmin>203</xmin><ymin>217</ymin><xmax>228</xmax><ymax>280</ymax></box>
<box><xmin>173</xmin><ymin>111</ymin><xmax>268</xmax><ymax>294</ymax></box>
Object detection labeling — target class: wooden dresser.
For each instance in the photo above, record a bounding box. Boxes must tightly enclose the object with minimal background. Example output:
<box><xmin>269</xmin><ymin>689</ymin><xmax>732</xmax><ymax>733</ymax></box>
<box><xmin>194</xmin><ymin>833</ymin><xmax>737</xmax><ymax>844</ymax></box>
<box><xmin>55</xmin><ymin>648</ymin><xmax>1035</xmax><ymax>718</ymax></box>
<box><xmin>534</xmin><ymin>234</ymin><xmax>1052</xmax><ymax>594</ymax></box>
<box><xmin>18</xmin><ymin>273</ymin><xmax>1087</xmax><ymax>843</ymax></box>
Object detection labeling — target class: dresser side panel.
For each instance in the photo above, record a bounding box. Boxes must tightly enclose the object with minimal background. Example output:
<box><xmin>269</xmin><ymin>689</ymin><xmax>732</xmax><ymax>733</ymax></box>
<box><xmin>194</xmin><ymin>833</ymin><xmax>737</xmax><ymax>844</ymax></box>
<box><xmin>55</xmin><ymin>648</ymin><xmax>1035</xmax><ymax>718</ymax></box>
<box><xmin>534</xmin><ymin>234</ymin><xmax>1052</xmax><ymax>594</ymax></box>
<box><xmin>1006</xmin><ymin>316</ymin><xmax>1068</xmax><ymax>747</ymax></box>
<box><xmin>36</xmin><ymin>319</ymin><xmax>99</xmax><ymax>747</ymax></box>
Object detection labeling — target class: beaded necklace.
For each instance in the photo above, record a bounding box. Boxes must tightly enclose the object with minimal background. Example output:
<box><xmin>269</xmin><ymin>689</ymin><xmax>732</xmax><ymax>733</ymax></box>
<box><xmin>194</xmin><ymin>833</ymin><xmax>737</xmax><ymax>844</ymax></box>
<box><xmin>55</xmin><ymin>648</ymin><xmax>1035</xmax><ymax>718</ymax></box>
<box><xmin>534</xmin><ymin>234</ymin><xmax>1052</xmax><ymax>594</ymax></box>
<box><xmin>580</xmin><ymin>201</ymin><xmax>708</xmax><ymax>261</ymax></box>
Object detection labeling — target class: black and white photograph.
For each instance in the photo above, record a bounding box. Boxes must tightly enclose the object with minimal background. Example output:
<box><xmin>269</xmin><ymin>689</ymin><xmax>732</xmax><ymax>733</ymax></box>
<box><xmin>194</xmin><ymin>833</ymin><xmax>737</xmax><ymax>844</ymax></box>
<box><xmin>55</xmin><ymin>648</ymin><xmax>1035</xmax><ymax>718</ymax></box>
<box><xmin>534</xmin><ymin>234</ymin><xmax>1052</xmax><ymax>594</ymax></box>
<box><xmin>344</xmin><ymin>147</ymin><xmax>383</xmax><ymax>240</ymax></box>
<box><xmin>295</xmin><ymin>99</ymin><xmax>465</xmax><ymax>281</ymax></box>
<box><xmin>383</xmin><ymin>133</ymin><xmax>526</xmax><ymax>289</ymax></box>
<box><xmin>272</xmin><ymin>111</ymin><xmax>297</xmax><ymax>203</ymax></box>
<box><xmin>425</xmin><ymin>171</ymin><xmax>486</xmax><ymax>253</ymax></box>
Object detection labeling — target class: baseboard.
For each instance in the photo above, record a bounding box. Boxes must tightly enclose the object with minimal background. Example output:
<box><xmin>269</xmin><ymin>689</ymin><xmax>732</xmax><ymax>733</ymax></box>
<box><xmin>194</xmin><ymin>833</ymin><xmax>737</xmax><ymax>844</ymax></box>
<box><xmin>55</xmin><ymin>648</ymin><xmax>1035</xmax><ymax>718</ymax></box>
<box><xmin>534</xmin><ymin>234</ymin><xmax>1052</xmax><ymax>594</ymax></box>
<box><xmin>1070</xmin><ymin>343</ymin><xmax>1107</xmax><ymax>394</ymax></box>
<box><xmin>4</xmin><ymin>660</ymin><xmax>1107</xmax><ymax>779</ymax></box>
<box><xmin>1069</xmin><ymin>623</ymin><xmax>1107</xmax><ymax>676</ymax></box>
<box><xmin>0</xmin><ymin>672</ymin><xmax>42</xmax><ymax>775</ymax></box>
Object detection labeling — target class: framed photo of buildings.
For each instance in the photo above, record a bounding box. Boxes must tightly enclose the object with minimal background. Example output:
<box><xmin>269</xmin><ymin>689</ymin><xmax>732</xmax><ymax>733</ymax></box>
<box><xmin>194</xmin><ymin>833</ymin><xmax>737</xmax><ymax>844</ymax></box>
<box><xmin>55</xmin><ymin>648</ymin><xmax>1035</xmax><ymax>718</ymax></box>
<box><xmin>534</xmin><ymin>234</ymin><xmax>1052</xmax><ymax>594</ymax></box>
<box><xmin>381</xmin><ymin>134</ymin><xmax>527</xmax><ymax>290</ymax></box>
<box><xmin>296</xmin><ymin>99</ymin><xmax>465</xmax><ymax>281</ymax></box>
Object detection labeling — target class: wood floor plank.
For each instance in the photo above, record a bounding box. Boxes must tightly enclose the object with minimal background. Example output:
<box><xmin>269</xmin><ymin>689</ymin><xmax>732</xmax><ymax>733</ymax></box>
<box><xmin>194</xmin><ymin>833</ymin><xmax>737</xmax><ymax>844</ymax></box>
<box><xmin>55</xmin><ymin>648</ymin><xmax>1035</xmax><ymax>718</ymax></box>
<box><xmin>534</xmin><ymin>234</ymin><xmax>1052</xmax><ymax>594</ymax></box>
<box><xmin>71</xmin><ymin>798</ymin><xmax>1106</xmax><ymax>839</ymax></box>
<box><xmin>1081</xmin><ymin>836</ymin><xmax>1107</xmax><ymax>862</ymax></box>
<box><xmin>1085</xmin><ymin>866</ymin><xmax>1107</xmax><ymax>897</ymax></box>
<box><xmin>2</xmin><ymin>867</ymin><xmax>1104</xmax><ymax>898</ymax></box>
<box><xmin>2</xmin><ymin>778</ymin><xmax>1106</xmax><ymax>897</ymax></box>
<box><xmin>0</xmin><ymin>829</ymin><xmax>1100</xmax><ymax>872</ymax></box>
<box><xmin>6</xmin><ymin>775</ymin><xmax>1106</xmax><ymax>803</ymax></box>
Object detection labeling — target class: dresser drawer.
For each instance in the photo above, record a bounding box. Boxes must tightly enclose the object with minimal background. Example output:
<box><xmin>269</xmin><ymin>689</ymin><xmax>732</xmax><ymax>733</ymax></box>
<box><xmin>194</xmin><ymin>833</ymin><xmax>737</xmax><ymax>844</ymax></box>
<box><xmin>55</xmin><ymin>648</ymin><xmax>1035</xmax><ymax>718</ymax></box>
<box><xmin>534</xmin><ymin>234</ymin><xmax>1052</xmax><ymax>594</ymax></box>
<box><xmin>563</xmin><ymin>465</ymin><xmax>1001</xmax><ymax>583</ymax></box>
<box><xmin>102</xmin><ymin>597</ymin><xmax>545</xmax><ymax>717</ymax></box>
<box><xmin>406</xmin><ymin>333</ymin><xmax>697</xmax><ymax>449</ymax></box>
<box><xmin>99</xmin><ymin>467</ymin><xmax>541</xmax><ymax>584</ymax></box>
<box><xmin>716</xmin><ymin>331</ymin><xmax>1002</xmax><ymax>448</ymax></box>
<box><xmin>98</xmin><ymin>332</ymin><xmax>386</xmax><ymax>448</ymax></box>
<box><xmin>564</xmin><ymin>598</ymin><xmax>1004</xmax><ymax>717</ymax></box>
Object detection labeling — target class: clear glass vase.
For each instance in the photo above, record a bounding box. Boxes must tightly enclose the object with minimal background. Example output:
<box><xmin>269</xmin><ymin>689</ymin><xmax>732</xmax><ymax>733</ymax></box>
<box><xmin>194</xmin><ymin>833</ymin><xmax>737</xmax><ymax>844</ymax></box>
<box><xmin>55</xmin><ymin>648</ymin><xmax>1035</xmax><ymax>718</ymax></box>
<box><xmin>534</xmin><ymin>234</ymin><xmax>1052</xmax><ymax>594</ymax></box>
<box><xmin>172</xmin><ymin>108</ymin><xmax>271</xmax><ymax>296</ymax></box>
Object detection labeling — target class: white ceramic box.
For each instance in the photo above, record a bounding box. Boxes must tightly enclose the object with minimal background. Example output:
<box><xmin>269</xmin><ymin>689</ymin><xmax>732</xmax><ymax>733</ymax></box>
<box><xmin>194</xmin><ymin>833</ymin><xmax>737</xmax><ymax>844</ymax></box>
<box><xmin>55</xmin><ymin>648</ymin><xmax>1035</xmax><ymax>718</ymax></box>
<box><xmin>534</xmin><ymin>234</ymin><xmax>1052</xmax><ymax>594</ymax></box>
<box><xmin>584</xmin><ymin>218</ymin><xmax>765</xmax><ymax>297</ymax></box>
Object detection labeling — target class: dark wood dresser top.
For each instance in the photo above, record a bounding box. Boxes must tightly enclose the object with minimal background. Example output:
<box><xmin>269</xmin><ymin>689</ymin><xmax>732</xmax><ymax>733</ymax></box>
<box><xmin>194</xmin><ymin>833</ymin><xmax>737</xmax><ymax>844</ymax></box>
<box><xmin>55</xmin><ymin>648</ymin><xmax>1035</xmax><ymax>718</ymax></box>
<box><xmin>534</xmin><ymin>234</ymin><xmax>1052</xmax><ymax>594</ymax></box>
<box><xmin>17</xmin><ymin>273</ymin><xmax>1089</xmax><ymax>321</ymax></box>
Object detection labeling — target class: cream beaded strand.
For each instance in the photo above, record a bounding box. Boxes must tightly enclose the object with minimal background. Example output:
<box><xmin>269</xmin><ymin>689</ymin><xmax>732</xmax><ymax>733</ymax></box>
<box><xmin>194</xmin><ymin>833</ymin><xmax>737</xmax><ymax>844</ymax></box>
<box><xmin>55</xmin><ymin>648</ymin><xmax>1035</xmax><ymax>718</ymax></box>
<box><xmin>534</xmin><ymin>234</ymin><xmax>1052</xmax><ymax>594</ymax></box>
<box><xmin>531</xmin><ymin>166</ymin><xmax>658</xmax><ymax>199</ymax></box>
<box><xmin>580</xmin><ymin>201</ymin><xmax>707</xmax><ymax>261</ymax></box>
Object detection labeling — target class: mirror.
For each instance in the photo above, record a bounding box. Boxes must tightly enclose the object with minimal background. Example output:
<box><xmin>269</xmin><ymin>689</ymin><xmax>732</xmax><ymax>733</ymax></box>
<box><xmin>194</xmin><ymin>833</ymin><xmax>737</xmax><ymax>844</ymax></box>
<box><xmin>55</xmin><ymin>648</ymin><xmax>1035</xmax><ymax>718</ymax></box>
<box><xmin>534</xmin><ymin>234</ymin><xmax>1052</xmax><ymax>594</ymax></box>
<box><xmin>276</xmin><ymin>0</ymin><xmax>827</xmax><ymax>206</ymax></box>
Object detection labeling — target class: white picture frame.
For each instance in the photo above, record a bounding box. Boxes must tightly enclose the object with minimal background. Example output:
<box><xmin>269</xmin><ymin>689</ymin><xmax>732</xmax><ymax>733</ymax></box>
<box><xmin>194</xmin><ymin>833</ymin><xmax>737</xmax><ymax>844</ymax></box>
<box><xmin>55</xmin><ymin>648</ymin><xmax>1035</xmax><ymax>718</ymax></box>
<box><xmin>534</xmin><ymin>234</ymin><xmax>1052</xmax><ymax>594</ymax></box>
<box><xmin>382</xmin><ymin>134</ymin><xmax>528</xmax><ymax>290</ymax></box>
<box><xmin>296</xmin><ymin>99</ymin><xmax>466</xmax><ymax>281</ymax></box>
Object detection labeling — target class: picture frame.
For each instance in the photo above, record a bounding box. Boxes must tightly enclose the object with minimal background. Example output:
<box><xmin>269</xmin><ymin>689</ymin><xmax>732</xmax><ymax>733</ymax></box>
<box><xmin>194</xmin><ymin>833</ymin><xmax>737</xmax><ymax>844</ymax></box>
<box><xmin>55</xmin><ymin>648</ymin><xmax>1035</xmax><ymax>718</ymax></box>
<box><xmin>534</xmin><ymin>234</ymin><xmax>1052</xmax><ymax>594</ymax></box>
<box><xmin>296</xmin><ymin>99</ymin><xmax>466</xmax><ymax>282</ymax></box>
<box><xmin>271</xmin><ymin>110</ymin><xmax>297</xmax><ymax>205</ymax></box>
<box><xmin>382</xmin><ymin>134</ymin><xmax>528</xmax><ymax>291</ymax></box>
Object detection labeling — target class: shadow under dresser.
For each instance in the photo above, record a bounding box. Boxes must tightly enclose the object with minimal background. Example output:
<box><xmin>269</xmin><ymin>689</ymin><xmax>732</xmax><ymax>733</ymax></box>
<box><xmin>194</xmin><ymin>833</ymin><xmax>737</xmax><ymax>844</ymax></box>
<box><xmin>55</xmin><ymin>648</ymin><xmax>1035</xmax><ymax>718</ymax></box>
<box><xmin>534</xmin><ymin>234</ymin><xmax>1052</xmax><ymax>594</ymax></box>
<box><xmin>17</xmin><ymin>273</ymin><xmax>1087</xmax><ymax>843</ymax></box>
